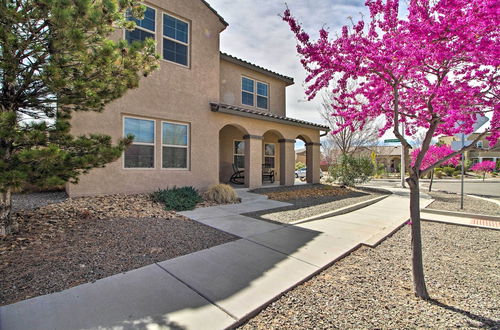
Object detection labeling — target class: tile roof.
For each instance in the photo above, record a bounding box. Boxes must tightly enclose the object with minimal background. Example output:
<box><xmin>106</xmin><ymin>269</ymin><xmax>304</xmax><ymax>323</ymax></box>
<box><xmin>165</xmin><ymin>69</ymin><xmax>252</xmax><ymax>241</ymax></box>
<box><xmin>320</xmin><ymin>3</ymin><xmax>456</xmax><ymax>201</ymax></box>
<box><xmin>200</xmin><ymin>0</ymin><xmax>228</xmax><ymax>26</ymax></box>
<box><xmin>220</xmin><ymin>53</ymin><xmax>295</xmax><ymax>86</ymax></box>
<box><xmin>210</xmin><ymin>103</ymin><xmax>330</xmax><ymax>131</ymax></box>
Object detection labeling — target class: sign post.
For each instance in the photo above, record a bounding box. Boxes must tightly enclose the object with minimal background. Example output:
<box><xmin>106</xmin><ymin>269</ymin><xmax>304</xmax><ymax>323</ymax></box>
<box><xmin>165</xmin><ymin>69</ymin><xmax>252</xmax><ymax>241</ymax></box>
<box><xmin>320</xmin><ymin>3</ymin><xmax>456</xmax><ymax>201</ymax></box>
<box><xmin>452</xmin><ymin>116</ymin><xmax>489</xmax><ymax>209</ymax></box>
<box><xmin>383</xmin><ymin>135</ymin><xmax>405</xmax><ymax>188</ymax></box>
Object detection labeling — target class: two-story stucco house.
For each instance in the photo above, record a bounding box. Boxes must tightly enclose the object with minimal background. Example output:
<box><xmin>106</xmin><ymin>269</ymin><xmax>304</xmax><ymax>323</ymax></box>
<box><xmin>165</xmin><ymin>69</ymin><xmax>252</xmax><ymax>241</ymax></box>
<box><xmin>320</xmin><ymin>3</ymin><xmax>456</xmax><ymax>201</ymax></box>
<box><xmin>67</xmin><ymin>0</ymin><xmax>329</xmax><ymax>197</ymax></box>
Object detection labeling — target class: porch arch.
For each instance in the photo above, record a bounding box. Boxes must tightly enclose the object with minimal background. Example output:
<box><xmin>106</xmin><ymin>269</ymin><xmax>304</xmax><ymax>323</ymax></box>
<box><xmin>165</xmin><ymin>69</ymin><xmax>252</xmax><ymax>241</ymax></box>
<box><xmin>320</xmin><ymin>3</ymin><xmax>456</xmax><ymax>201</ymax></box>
<box><xmin>219</xmin><ymin>124</ymin><xmax>249</xmax><ymax>184</ymax></box>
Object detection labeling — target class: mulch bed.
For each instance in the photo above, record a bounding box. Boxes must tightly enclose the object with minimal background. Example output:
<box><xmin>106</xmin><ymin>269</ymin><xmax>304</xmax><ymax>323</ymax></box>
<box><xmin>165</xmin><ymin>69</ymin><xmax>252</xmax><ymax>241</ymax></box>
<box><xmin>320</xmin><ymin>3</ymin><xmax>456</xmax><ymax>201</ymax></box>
<box><xmin>1</xmin><ymin>194</ymin><xmax>237</xmax><ymax>306</ymax></box>
<box><xmin>241</xmin><ymin>222</ymin><xmax>500</xmax><ymax>329</ymax></box>
<box><xmin>427</xmin><ymin>191</ymin><xmax>499</xmax><ymax>216</ymax></box>
<box><xmin>246</xmin><ymin>184</ymin><xmax>387</xmax><ymax>224</ymax></box>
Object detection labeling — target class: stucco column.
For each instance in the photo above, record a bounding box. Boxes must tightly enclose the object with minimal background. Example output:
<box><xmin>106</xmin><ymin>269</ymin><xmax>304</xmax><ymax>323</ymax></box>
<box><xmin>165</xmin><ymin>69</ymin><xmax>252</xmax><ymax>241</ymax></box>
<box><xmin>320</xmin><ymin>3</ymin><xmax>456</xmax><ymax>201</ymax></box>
<box><xmin>279</xmin><ymin>139</ymin><xmax>296</xmax><ymax>186</ymax></box>
<box><xmin>244</xmin><ymin>134</ymin><xmax>263</xmax><ymax>189</ymax></box>
<box><xmin>306</xmin><ymin>142</ymin><xmax>321</xmax><ymax>184</ymax></box>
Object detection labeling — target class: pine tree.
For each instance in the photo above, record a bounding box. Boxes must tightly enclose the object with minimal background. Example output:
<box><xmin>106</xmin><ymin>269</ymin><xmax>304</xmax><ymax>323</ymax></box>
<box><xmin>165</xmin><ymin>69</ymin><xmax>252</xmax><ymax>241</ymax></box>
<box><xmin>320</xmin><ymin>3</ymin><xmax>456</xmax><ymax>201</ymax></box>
<box><xmin>0</xmin><ymin>0</ymin><xmax>159</xmax><ymax>236</ymax></box>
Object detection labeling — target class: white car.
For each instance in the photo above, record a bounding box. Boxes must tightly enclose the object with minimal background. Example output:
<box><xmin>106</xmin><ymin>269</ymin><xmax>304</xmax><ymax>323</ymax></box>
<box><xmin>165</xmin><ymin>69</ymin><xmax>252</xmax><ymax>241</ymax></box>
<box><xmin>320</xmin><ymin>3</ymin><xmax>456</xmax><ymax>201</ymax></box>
<box><xmin>295</xmin><ymin>167</ymin><xmax>324</xmax><ymax>180</ymax></box>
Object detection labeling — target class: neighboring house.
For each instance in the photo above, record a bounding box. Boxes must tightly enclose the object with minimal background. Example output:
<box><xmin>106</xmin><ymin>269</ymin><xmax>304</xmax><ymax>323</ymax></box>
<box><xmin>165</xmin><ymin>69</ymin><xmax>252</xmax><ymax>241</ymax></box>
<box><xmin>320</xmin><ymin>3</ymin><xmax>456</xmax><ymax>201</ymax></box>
<box><xmin>322</xmin><ymin>146</ymin><xmax>405</xmax><ymax>173</ymax></box>
<box><xmin>438</xmin><ymin>133</ymin><xmax>500</xmax><ymax>165</ymax></box>
<box><xmin>295</xmin><ymin>148</ymin><xmax>306</xmax><ymax>165</ymax></box>
<box><xmin>67</xmin><ymin>0</ymin><xmax>328</xmax><ymax>197</ymax></box>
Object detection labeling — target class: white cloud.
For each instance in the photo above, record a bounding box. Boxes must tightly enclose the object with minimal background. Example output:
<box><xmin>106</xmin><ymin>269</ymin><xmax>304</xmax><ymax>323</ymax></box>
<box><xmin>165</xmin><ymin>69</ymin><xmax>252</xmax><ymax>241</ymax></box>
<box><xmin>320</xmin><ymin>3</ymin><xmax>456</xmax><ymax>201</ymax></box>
<box><xmin>208</xmin><ymin>0</ymin><xmax>368</xmax><ymax>125</ymax></box>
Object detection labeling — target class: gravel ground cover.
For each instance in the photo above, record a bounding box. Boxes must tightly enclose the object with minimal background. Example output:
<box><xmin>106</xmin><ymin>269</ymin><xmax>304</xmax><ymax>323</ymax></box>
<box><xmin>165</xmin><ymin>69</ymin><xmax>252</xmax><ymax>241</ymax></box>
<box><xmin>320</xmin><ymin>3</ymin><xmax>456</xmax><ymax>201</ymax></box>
<box><xmin>12</xmin><ymin>191</ymin><xmax>68</xmax><ymax>212</ymax></box>
<box><xmin>245</xmin><ymin>184</ymin><xmax>386</xmax><ymax>224</ymax></box>
<box><xmin>241</xmin><ymin>222</ymin><xmax>500</xmax><ymax>329</ymax></box>
<box><xmin>427</xmin><ymin>191</ymin><xmax>499</xmax><ymax>216</ymax></box>
<box><xmin>1</xmin><ymin>194</ymin><xmax>237</xmax><ymax>306</ymax></box>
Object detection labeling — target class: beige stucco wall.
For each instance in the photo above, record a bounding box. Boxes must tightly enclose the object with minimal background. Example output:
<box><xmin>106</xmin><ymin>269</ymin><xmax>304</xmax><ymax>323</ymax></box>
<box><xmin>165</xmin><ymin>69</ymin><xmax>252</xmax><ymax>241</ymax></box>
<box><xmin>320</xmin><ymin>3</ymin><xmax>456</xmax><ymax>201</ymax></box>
<box><xmin>66</xmin><ymin>0</ymin><xmax>322</xmax><ymax>197</ymax></box>
<box><xmin>220</xmin><ymin>59</ymin><xmax>287</xmax><ymax>117</ymax></box>
<box><xmin>67</xmin><ymin>0</ymin><xmax>225</xmax><ymax>197</ymax></box>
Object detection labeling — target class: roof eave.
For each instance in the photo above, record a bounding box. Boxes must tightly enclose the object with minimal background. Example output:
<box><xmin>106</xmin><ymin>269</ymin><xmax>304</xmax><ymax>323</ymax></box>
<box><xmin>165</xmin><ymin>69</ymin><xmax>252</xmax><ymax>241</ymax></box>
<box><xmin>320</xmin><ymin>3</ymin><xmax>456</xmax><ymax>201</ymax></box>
<box><xmin>220</xmin><ymin>53</ymin><xmax>294</xmax><ymax>86</ymax></box>
<box><xmin>210</xmin><ymin>103</ymin><xmax>329</xmax><ymax>131</ymax></box>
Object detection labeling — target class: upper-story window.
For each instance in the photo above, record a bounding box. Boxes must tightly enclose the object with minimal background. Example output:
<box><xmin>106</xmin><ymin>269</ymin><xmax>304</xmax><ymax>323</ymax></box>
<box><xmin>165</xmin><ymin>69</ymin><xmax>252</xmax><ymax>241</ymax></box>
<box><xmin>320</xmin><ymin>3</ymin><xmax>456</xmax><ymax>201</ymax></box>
<box><xmin>476</xmin><ymin>141</ymin><xmax>483</xmax><ymax>149</ymax></box>
<box><xmin>125</xmin><ymin>6</ymin><xmax>156</xmax><ymax>44</ymax></box>
<box><xmin>241</xmin><ymin>77</ymin><xmax>269</xmax><ymax>110</ymax></box>
<box><xmin>163</xmin><ymin>13</ymin><xmax>189</xmax><ymax>66</ymax></box>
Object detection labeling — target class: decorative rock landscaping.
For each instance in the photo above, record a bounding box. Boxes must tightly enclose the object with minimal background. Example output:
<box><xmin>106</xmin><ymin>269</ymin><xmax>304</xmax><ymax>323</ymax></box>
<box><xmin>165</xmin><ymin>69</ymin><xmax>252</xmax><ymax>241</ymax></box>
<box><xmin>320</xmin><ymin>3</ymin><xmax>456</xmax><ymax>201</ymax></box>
<box><xmin>240</xmin><ymin>222</ymin><xmax>500</xmax><ymax>329</ymax></box>
<box><xmin>1</xmin><ymin>193</ymin><xmax>237</xmax><ymax>306</ymax></box>
<box><xmin>427</xmin><ymin>191</ymin><xmax>499</xmax><ymax>216</ymax></box>
<box><xmin>245</xmin><ymin>184</ymin><xmax>387</xmax><ymax>223</ymax></box>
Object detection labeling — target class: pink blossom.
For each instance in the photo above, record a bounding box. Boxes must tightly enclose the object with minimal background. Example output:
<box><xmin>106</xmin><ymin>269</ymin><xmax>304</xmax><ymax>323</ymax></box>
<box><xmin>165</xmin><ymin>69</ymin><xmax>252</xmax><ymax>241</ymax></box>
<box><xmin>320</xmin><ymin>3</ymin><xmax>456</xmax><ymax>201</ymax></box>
<box><xmin>470</xmin><ymin>160</ymin><xmax>497</xmax><ymax>173</ymax></box>
<box><xmin>410</xmin><ymin>145</ymin><xmax>460</xmax><ymax>171</ymax></box>
<box><xmin>282</xmin><ymin>0</ymin><xmax>500</xmax><ymax>159</ymax></box>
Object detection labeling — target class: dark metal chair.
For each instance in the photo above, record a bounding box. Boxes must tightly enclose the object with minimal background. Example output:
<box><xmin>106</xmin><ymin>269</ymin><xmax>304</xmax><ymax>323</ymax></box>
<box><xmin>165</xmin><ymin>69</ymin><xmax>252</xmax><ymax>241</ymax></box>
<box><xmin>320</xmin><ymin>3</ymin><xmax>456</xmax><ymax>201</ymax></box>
<box><xmin>230</xmin><ymin>163</ymin><xmax>245</xmax><ymax>185</ymax></box>
<box><xmin>262</xmin><ymin>164</ymin><xmax>275</xmax><ymax>183</ymax></box>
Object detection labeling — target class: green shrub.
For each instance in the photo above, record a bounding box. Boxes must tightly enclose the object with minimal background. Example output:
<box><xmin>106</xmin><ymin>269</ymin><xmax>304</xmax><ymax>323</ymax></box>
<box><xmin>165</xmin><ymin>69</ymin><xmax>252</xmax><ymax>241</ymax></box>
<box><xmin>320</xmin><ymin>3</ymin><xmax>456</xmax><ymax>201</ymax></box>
<box><xmin>329</xmin><ymin>155</ymin><xmax>374</xmax><ymax>187</ymax></box>
<box><xmin>442</xmin><ymin>166</ymin><xmax>455</xmax><ymax>176</ymax></box>
<box><xmin>453</xmin><ymin>170</ymin><xmax>462</xmax><ymax>177</ymax></box>
<box><xmin>295</xmin><ymin>161</ymin><xmax>306</xmax><ymax>170</ymax></box>
<box><xmin>434</xmin><ymin>169</ymin><xmax>444</xmax><ymax>179</ymax></box>
<box><xmin>204</xmin><ymin>184</ymin><xmax>239</xmax><ymax>204</ymax></box>
<box><xmin>151</xmin><ymin>186</ymin><xmax>202</xmax><ymax>211</ymax></box>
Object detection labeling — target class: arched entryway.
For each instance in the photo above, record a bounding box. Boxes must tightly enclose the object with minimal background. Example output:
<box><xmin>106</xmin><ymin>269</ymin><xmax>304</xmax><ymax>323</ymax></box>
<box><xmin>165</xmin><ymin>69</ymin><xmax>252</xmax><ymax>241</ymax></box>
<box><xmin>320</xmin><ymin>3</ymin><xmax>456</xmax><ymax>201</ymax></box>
<box><xmin>295</xmin><ymin>134</ymin><xmax>320</xmax><ymax>183</ymax></box>
<box><xmin>219</xmin><ymin>124</ymin><xmax>248</xmax><ymax>184</ymax></box>
<box><xmin>262</xmin><ymin>130</ymin><xmax>283</xmax><ymax>185</ymax></box>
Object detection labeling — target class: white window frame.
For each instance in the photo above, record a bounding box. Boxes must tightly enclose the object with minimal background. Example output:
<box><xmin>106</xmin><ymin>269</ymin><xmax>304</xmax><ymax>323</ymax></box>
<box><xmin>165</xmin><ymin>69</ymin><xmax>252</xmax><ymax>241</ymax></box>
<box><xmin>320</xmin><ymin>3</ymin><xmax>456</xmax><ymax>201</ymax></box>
<box><xmin>161</xmin><ymin>120</ymin><xmax>190</xmax><ymax>170</ymax></box>
<box><xmin>234</xmin><ymin>139</ymin><xmax>245</xmax><ymax>169</ymax></box>
<box><xmin>256</xmin><ymin>81</ymin><xmax>269</xmax><ymax>110</ymax></box>
<box><xmin>241</xmin><ymin>76</ymin><xmax>269</xmax><ymax>110</ymax></box>
<box><xmin>123</xmin><ymin>116</ymin><xmax>156</xmax><ymax>170</ymax></box>
<box><xmin>123</xmin><ymin>5</ymin><xmax>157</xmax><ymax>43</ymax></box>
<box><xmin>161</xmin><ymin>12</ymin><xmax>190</xmax><ymax>68</ymax></box>
<box><xmin>264</xmin><ymin>143</ymin><xmax>276</xmax><ymax>170</ymax></box>
<box><xmin>476</xmin><ymin>141</ymin><xmax>483</xmax><ymax>149</ymax></box>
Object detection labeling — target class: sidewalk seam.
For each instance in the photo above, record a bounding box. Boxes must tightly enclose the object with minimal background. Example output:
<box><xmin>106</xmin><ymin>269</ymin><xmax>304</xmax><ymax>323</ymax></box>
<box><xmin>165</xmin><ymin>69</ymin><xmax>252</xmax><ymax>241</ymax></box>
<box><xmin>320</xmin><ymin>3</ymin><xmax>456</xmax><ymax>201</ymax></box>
<box><xmin>154</xmin><ymin>263</ymin><xmax>239</xmax><ymax>321</ymax></box>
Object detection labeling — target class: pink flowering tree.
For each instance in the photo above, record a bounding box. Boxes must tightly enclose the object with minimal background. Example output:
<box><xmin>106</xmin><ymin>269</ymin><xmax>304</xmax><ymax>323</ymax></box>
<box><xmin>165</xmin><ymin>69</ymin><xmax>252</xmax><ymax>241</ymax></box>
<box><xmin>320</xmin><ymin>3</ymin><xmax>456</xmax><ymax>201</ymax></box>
<box><xmin>283</xmin><ymin>0</ymin><xmax>499</xmax><ymax>299</ymax></box>
<box><xmin>411</xmin><ymin>145</ymin><xmax>460</xmax><ymax>191</ymax></box>
<box><xmin>470</xmin><ymin>160</ymin><xmax>497</xmax><ymax>181</ymax></box>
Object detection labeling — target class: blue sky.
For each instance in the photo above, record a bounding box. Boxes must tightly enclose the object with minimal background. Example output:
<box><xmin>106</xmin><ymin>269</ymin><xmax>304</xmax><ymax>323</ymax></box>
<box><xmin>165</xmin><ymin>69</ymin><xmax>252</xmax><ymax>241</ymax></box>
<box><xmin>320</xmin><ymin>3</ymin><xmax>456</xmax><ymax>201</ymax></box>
<box><xmin>209</xmin><ymin>0</ymin><xmax>369</xmax><ymax>127</ymax></box>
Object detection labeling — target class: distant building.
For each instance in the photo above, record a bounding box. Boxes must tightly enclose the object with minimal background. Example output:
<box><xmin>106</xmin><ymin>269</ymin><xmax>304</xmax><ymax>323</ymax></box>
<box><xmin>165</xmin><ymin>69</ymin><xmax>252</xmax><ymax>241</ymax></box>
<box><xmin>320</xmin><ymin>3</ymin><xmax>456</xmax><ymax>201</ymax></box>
<box><xmin>438</xmin><ymin>133</ymin><xmax>500</xmax><ymax>164</ymax></box>
<box><xmin>321</xmin><ymin>145</ymin><xmax>406</xmax><ymax>173</ymax></box>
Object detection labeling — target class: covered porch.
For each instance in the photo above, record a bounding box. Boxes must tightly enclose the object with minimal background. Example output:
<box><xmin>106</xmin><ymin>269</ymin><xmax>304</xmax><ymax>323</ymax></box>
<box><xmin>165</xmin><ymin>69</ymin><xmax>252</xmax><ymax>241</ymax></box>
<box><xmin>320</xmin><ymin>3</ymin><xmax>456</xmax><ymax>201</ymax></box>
<box><xmin>213</xmin><ymin>103</ymin><xmax>328</xmax><ymax>189</ymax></box>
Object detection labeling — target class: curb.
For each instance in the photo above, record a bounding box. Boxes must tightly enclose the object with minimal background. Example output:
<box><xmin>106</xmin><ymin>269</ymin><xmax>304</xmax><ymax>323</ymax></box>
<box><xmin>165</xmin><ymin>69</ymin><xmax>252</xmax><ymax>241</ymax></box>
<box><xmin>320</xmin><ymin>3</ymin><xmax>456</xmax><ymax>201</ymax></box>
<box><xmin>289</xmin><ymin>194</ymin><xmax>389</xmax><ymax>225</ymax></box>
<box><xmin>421</xmin><ymin>208</ymin><xmax>500</xmax><ymax>221</ymax></box>
<box><xmin>467</xmin><ymin>194</ymin><xmax>500</xmax><ymax>207</ymax></box>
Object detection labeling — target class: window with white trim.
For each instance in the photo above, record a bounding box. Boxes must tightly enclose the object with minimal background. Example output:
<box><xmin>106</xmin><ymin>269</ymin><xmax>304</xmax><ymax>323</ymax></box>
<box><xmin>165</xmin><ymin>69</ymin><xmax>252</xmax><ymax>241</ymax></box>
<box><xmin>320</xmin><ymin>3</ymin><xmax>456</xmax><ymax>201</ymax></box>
<box><xmin>476</xmin><ymin>141</ymin><xmax>483</xmax><ymax>149</ymax></box>
<box><xmin>125</xmin><ymin>6</ymin><xmax>156</xmax><ymax>44</ymax></box>
<box><xmin>163</xmin><ymin>13</ymin><xmax>189</xmax><ymax>66</ymax></box>
<box><xmin>241</xmin><ymin>77</ymin><xmax>269</xmax><ymax>109</ymax></box>
<box><xmin>124</xmin><ymin>117</ymin><xmax>155</xmax><ymax>168</ymax></box>
<box><xmin>264</xmin><ymin>143</ymin><xmax>275</xmax><ymax>169</ymax></box>
<box><xmin>234</xmin><ymin>140</ymin><xmax>245</xmax><ymax>169</ymax></box>
<box><xmin>162</xmin><ymin>122</ymin><xmax>189</xmax><ymax>169</ymax></box>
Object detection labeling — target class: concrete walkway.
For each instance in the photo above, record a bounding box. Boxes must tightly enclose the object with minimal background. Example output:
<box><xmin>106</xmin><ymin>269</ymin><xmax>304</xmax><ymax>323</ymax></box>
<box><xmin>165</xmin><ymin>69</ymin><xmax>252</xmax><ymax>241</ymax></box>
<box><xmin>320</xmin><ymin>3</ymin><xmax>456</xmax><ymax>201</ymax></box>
<box><xmin>421</xmin><ymin>212</ymin><xmax>500</xmax><ymax>230</ymax></box>
<box><xmin>0</xmin><ymin>188</ymin><xmax>432</xmax><ymax>330</ymax></box>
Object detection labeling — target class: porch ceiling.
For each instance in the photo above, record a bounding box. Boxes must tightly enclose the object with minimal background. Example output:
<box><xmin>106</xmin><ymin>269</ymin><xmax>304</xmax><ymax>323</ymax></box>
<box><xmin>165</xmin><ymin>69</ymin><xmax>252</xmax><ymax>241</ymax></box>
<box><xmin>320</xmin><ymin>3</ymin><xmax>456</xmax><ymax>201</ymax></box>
<box><xmin>210</xmin><ymin>103</ymin><xmax>330</xmax><ymax>131</ymax></box>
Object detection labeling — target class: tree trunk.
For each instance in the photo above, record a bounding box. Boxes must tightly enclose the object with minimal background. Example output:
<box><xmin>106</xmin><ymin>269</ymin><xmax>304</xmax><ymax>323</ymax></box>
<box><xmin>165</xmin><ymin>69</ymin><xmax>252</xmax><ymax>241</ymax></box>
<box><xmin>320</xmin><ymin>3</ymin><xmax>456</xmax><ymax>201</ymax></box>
<box><xmin>428</xmin><ymin>170</ymin><xmax>434</xmax><ymax>192</ymax></box>
<box><xmin>407</xmin><ymin>175</ymin><xmax>430</xmax><ymax>300</ymax></box>
<box><xmin>0</xmin><ymin>189</ymin><xmax>16</xmax><ymax>237</ymax></box>
<box><xmin>483</xmin><ymin>172</ymin><xmax>485</xmax><ymax>182</ymax></box>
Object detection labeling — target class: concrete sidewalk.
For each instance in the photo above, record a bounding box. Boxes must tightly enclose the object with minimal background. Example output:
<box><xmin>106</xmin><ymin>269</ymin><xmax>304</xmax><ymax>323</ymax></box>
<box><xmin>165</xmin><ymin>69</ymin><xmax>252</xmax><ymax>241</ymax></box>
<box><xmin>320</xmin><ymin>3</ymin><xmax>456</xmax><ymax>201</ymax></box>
<box><xmin>421</xmin><ymin>212</ymin><xmax>500</xmax><ymax>230</ymax></box>
<box><xmin>0</xmin><ymin>188</ymin><xmax>432</xmax><ymax>330</ymax></box>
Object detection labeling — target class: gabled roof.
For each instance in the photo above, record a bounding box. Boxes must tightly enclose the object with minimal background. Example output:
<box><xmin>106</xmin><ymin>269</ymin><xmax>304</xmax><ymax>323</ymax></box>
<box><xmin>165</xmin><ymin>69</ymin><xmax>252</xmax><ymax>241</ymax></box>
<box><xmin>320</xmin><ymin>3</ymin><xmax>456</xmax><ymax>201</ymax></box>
<box><xmin>200</xmin><ymin>0</ymin><xmax>228</xmax><ymax>27</ymax></box>
<box><xmin>220</xmin><ymin>53</ymin><xmax>295</xmax><ymax>86</ymax></box>
<box><xmin>210</xmin><ymin>103</ymin><xmax>329</xmax><ymax>131</ymax></box>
